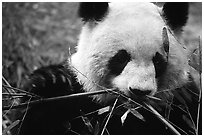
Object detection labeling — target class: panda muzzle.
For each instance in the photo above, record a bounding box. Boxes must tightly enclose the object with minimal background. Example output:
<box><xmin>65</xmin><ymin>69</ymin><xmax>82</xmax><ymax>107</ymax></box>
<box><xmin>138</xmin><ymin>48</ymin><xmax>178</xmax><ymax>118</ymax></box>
<box><xmin>129</xmin><ymin>87</ymin><xmax>152</xmax><ymax>96</ymax></box>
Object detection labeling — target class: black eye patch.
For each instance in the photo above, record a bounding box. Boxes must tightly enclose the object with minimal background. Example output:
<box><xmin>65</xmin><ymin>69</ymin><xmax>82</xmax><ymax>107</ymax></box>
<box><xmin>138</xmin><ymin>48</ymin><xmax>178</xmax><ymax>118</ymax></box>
<box><xmin>152</xmin><ymin>52</ymin><xmax>168</xmax><ymax>78</ymax></box>
<box><xmin>108</xmin><ymin>50</ymin><xmax>131</xmax><ymax>75</ymax></box>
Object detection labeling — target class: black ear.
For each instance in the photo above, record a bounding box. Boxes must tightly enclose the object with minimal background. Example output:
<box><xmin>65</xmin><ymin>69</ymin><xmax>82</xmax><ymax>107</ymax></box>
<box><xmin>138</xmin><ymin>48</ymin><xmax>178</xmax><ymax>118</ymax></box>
<box><xmin>78</xmin><ymin>2</ymin><xmax>109</xmax><ymax>22</ymax></box>
<box><xmin>162</xmin><ymin>2</ymin><xmax>189</xmax><ymax>31</ymax></box>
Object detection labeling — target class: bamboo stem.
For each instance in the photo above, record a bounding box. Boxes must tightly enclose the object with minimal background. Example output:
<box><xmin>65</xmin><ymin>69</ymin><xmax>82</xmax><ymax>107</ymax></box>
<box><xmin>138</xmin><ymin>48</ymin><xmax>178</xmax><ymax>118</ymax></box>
<box><xmin>144</xmin><ymin>103</ymin><xmax>180</xmax><ymax>135</ymax></box>
<box><xmin>3</xmin><ymin>89</ymin><xmax>116</xmax><ymax>110</ymax></box>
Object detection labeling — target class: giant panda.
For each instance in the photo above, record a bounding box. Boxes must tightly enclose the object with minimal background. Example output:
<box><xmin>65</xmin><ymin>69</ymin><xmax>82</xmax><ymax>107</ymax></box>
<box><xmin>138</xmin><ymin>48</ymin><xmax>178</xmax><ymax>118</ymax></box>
<box><xmin>19</xmin><ymin>2</ymin><xmax>201</xmax><ymax>135</ymax></box>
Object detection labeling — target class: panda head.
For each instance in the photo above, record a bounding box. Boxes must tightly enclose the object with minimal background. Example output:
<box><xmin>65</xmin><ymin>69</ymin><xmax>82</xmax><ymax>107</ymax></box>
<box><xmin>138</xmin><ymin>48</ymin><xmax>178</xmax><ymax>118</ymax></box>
<box><xmin>71</xmin><ymin>2</ymin><xmax>190</xmax><ymax>104</ymax></box>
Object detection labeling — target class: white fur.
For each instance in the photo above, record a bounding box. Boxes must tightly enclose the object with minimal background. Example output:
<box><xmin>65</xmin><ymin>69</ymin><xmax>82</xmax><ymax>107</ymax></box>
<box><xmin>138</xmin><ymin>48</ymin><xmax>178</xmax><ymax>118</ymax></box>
<box><xmin>71</xmin><ymin>3</ymin><xmax>190</xmax><ymax>104</ymax></box>
<box><xmin>112</xmin><ymin>61</ymin><xmax>157</xmax><ymax>96</ymax></box>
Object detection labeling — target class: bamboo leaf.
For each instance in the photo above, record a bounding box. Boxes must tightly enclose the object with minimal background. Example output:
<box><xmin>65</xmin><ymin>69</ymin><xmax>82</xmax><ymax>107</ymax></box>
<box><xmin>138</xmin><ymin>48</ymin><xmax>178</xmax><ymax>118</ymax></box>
<box><xmin>98</xmin><ymin>106</ymin><xmax>111</xmax><ymax>115</ymax></box>
<box><xmin>3</xmin><ymin>120</ymin><xmax>20</xmax><ymax>135</ymax></box>
<box><xmin>94</xmin><ymin>121</ymin><xmax>100</xmax><ymax>135</ymax></box>
<box><xmin>130</xmin><ymin>109</ymin><xmax>145</xmax><ymax>122</ymax></box>
<box><xmin>121</xmin><ymin>109</ymin><xmax>130</xmax><ymax>125</ymax></box>
<box><xmin>80</xmin><ymin>110</ymin><xmax>94</xmax><ymax>134</ymax></box>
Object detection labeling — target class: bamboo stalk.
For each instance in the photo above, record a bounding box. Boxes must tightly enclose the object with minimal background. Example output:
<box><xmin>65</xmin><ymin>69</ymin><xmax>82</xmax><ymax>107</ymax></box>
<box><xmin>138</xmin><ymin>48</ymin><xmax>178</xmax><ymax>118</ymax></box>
<box><xmin>196</xmin><ymin>36</ymin><xmax>202</xmax><ymax>135</ymax></box>
<box><xmin>101</xmin><ymin>97</ymin><xmax>118</xmax><ymax>135</ymax></box>
<box><xmin>2</xmin><ymin>84</ymin><xmax>41</xmax><ymax>98</ymax></box>
<box><xmin>3</xmin><ymin>89</ymin><xmax>116</xmax><ymax>110</ymax></box>
<box><xmin>2</xmin><ymin>93</ymin><xmax>28</xmax><ymax>96</ymax></box>
<box><xmin>144</xmin><ymin>103</ymin><xmax>180</xmax><ymax>135</ymax></box>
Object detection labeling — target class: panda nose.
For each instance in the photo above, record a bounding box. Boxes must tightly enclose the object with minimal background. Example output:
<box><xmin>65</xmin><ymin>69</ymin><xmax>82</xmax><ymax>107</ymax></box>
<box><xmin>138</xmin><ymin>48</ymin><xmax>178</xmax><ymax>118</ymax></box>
<box><xmin>129</xmin><ymin>87</ymin><xmax>151</xmax><ymax>96</ymax></box>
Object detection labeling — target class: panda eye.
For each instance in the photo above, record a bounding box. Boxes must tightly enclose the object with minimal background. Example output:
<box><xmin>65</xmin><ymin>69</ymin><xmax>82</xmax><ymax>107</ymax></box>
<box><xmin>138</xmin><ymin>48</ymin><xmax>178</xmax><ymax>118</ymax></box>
<box><xmin>108</xmin><ymin>50</ymin><xmax>131</xmax><ymax>75</ymax></box>
<box><xmin>152</xmin><ymin>52</ymin><xmax>168</xmax><ymax>78</ymax></box>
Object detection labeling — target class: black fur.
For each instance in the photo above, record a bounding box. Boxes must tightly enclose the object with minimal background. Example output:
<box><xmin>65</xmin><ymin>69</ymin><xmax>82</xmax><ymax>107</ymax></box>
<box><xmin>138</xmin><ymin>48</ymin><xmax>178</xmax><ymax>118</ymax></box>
<box><xmin>78</xmin><ymin>2</ymin><xmax>109</xmax><ymax>22</ymax></box>
<box><xmin>162</xmin><ymin>3</ymin><xmax>189</xmax><ymax>30</ymax></box>
<box><xmin>19</xmin><ymin>64</ymin><xmax>102</xmax><ymax>134</ymax></box>
<box><xmin>19</xmin><ymin>64</ymin><xmax>201</xmax><ymax>135</ymax></box>
<box><xmin>152</xmin><ymin>52</ymin><xmax>168</xmax><ymax>78</ymax></box>
<box><xmin>108</xmin><ymin>50</ymin><xmax>131</xmax><ymax>76</ymax></box>
<box><xmin>23</xmin><ymin>64</ymin><xmax>80</xmax><ymax>98</ymax></box>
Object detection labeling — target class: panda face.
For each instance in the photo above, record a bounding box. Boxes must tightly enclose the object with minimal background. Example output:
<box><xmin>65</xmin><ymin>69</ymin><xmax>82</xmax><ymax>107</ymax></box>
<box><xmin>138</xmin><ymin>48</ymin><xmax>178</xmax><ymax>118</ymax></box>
<box><xmin>71</xmin><ymin>2</ymin><xmax>189</xmax><ymax>104</ymax></box>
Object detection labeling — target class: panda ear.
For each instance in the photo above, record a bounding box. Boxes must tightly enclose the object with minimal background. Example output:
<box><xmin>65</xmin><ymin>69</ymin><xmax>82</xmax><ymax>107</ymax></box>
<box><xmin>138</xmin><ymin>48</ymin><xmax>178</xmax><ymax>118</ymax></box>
<box><xmin>162</xmin><ymin>2</ymin><xmax>189</xmax><ymax>31</ymax></box>
<box><xmin>78</xmin><ymin>2</ymin><xmax>109</xmax><ymax>22</ymax></box>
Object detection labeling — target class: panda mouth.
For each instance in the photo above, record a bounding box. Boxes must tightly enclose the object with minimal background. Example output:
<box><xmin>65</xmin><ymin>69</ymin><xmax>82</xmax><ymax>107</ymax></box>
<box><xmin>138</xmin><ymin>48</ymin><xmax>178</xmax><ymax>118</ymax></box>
<box><xmin>111</xmin><ymin>89</ymin><xmax>151</xmax><ymax>107</ymax></box>
<box><xmin>129</xmin><ymin>87</ymin><xmax>152</xmax><ymax>96</ymax></box>
<box><xmin>110</xmin><ymin>88</ymin><xmax>162</xmax><ymax>110</ymax></box>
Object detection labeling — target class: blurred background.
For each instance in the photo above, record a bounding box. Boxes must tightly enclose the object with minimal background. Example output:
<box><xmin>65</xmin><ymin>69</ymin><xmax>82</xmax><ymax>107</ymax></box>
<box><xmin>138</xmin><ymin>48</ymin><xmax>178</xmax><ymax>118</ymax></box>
<box><xmin>3</xmin><ymin>3</ymin><xmax>81</xmax><ymax>88</ymax></box>
<box><xmin>2</xmin><ymin>2</ymin><xmax>202</xmax><ymax>89</ymax></box>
